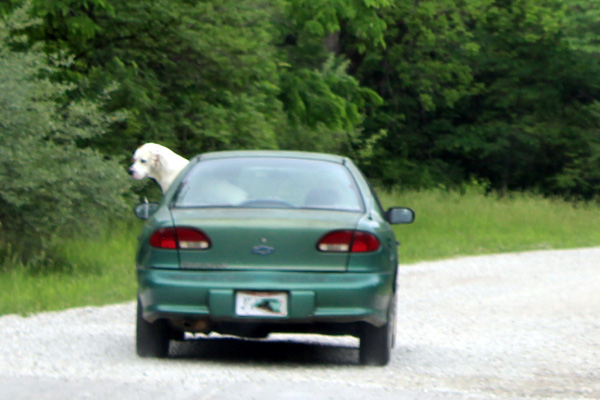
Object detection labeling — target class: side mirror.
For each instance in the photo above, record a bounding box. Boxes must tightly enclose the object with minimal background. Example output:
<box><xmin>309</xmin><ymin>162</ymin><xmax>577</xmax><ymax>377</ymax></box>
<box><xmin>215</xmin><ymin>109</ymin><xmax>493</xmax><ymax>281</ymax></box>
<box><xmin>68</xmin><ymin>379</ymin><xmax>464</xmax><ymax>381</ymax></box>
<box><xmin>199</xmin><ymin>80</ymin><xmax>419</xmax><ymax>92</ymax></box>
<box><xmin>134</xmin><ymin>203</ymin><xmax>159</xmax><ymax>220</ymax></box>
<box><xmin>386</xmin><ymin>207</ymin><xmax>415</xmax><ymax>224</ymax></box>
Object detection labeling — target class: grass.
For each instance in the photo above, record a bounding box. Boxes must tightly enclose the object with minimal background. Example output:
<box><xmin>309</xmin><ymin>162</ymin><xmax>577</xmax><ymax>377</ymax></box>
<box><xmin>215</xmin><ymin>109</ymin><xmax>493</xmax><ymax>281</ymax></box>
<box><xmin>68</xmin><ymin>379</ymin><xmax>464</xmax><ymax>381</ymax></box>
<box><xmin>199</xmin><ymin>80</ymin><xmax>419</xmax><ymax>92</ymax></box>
<box><xmin>2</xmin><ymin>187</ymin><xmax>600</xmax><ymax>315</ymax></box>
<box><xmin>0</xmin><ymin>223</ymin><xmax>139</xmax><ymax>315</ymax></box>
<box><xmin>380</xmin><ymin>187</ymin><xmax>600</xmax><ymax>264</ymax></box>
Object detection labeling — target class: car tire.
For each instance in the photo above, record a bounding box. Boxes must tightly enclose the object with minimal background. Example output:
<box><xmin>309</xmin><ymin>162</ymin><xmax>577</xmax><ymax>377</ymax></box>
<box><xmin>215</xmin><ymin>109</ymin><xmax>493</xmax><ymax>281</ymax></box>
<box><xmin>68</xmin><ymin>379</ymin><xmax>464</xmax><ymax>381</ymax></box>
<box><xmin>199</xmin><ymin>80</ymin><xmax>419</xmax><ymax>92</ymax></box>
<box><xmin>136</xmin><ymin>297</ymin><xmax>170</xmax><ymax>358</ymax></box>
<box><xmin>359</xmin><ymin>292</ymin><xmax>396</xmax><ymax>366</ymax></box>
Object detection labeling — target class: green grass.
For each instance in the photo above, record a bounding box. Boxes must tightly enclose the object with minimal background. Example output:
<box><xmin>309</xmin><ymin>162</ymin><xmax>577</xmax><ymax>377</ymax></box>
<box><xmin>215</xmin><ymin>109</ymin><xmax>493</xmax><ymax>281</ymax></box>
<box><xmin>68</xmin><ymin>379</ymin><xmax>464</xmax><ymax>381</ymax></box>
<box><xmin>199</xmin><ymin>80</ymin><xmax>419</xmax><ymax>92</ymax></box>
<box><xmin>0</xmin><ymin>223</ymin><xmax>139</xmax><ymax>315</ymax></box>
<box><xmin>380</xmin><ymin>187</ymin><xmax>600</xmax><ymax>264</ymax></box>
<box><xmin>2</xmin><ymin>188</ymin><xmax>600</xmax><ymax>315</ymax></box>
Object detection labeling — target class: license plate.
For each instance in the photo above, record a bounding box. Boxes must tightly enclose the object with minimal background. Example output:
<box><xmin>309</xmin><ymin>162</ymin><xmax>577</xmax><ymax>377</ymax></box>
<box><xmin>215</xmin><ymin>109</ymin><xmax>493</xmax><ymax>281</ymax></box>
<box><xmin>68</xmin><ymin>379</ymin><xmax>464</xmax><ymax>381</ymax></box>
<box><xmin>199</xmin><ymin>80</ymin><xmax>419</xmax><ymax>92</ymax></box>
<box><xmin>235</xmin><ymin>291</ymin><xmax>288</xmax><ymax>317</ymax></box>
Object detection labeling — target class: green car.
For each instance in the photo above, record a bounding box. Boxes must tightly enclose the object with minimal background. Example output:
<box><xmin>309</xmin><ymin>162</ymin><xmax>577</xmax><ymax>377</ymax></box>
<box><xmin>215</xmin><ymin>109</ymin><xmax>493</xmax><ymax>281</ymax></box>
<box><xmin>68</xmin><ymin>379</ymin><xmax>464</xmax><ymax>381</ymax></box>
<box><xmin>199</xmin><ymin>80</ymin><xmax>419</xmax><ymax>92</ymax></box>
<box><xmin>134</xmin><ymin>150</ymin><xmax>414</xmax><ymax>365</ymax></box>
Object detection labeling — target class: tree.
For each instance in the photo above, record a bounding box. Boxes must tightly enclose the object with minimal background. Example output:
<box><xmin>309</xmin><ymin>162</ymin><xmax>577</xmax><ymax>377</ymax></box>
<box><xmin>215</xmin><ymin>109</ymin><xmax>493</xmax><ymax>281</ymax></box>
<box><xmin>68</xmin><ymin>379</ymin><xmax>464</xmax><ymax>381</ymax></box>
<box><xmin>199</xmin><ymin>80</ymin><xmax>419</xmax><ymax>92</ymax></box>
<box><xmin>277</xmin><ymin>0</ymin><xmax>389</xmax><ymax>153</ymax></box>
<box><xmin>340</xmin><ymin>0</ymin><xmax>600</xmax><ymax>197</ymax></box>
<box><xmin>435</xmin><ymin>0</ymin><xmax>600</xmax><ymax>196</ymax></box>
<box><xmin>563</xmin><ymin>0</ymin><xmax>600</xmax><ymax>54</ymax></box>
<box><xmin>9</xmin><ymin>0</ymin><xmax>600</xmax><ymax>198</ymax></box>
<box><xmin>13</xmin><ymin>0</ymin><xmax>381</xmax><ymax>160</ymax></box>
<box><xmin>342</xmin><ymin>0</ymin><xmax>483</xmax><ymax>186</ymax></box>
<box><xmin>0</xmin><ymin>4</ymin><xmax>131</xmax><ymax>265</ymax></box>
<box><xmin>22</xmin><ymin>0</ymin><xmax>286</xmax><ymax>156</ymax></box>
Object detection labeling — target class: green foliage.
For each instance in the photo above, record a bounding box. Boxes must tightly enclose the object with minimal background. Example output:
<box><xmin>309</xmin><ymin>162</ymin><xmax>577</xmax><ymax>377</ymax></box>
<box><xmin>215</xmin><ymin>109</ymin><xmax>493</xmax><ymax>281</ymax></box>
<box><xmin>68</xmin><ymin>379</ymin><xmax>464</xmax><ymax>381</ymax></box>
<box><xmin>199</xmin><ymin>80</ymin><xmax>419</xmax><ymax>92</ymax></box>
<box><xmin>278</xmin><ymin>55</ymin><xmax>382</xmax><ymax>152</ymax></box>
<box><xmin>351</xmin><ymin>0</ymin><xmax>484</xmax><ymax>186</ymax></box>
<box><xmin>0</xmin><ymin>0</ymin><xmax>21</xmax><ymax>17</ymax></box>
<box><xmin>564</xmin><ymin>0</ymin><xmax>600</xmax><ymax>54</ymax></box>
<box><xmin>352</xmin><ymin>0</ymin><xmax>600</xmax><ymax>198</ymax></box>
<box><xmin>4</xmin><ymin>0</ymin><xmax>600</xmax><ymax>202</ymax></box>
<box><xmin>17</xmin><ymin>0</ymin><xmax>284</xmax><ymax>156</ymax></box>
<box><xmin>286</xmin><ymin>0</ymin><xmax>390</xmax><ymax>52</ymax></box>
<box><xmin>436</xmin><ymin>0</ymin><xmax>600</xmax><ymax>196</ymax></box>
<box><xmin>14</xmin><ymin>0</ymin><xmax>379</xmax><ymax>160</ymax></box>
<box><xmin>0</xmin><ymin>6</ymin><xmax>131</xmax><ymax>265</ymax></box>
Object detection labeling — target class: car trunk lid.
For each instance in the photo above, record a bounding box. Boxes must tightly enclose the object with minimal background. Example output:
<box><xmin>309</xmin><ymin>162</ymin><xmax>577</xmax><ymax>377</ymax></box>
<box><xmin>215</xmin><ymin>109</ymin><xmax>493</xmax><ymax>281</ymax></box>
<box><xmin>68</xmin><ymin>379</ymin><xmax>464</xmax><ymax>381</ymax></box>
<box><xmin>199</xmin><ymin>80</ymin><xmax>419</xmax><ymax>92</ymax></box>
<box><xmin>170</xmin><ymin>208</ymin><xmax>362</xmax><ymax>272</ymax></box>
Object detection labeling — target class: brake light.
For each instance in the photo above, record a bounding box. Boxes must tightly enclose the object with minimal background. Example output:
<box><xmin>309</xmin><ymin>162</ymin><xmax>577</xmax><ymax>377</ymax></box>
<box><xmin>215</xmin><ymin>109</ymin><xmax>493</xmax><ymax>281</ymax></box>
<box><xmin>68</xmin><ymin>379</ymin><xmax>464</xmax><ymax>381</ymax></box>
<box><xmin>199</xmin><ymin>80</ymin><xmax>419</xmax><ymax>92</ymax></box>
<box><xmin>149</xmin><ymin>227</ymin><xmax>211</xmax><ymax>250</ymax></box>
<box><xmin>317</xmin><ymin>230</ymin><xmax>380</xmax><ymax>253</ymax></box>
<box><xmin>149</xmin><ymin>228</ymin><xmax>177</xmax><ymax>249</ymax></box>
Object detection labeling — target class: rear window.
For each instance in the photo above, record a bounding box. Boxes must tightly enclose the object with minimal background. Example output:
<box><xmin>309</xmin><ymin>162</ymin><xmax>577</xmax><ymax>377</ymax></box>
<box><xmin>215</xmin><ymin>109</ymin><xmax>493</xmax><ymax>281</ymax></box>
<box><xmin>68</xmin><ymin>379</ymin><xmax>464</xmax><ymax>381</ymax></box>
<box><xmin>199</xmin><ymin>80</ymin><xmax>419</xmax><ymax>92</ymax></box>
<box><xmin>174</xmin><ymin>157</ymin><xmax>364</xmax><ymax>212</ymax></box>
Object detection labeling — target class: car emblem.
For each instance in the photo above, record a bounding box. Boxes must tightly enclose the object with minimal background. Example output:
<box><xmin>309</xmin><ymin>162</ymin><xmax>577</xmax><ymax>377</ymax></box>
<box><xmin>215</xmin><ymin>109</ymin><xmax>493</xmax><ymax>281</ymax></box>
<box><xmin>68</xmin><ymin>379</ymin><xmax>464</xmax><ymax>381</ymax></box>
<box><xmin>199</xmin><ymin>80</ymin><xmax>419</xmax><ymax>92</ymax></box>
<box><xmin>252</xmin><ymin>244</ymin><xmax>275</xmax><ymax>255</ymax></box>
<box><xmin>252</xmin><ymin>239</ymin><xmax>275</xmax><ymax>255</ymax></box>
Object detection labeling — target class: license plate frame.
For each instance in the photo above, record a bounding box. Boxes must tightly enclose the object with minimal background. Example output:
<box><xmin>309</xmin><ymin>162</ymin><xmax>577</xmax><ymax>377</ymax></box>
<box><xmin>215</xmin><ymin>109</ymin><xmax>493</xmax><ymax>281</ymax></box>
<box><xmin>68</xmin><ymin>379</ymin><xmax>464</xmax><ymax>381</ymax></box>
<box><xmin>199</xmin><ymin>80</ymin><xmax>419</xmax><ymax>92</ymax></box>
<box><xmin>235</xmin><ymin>291</ymin><xmax>288</xmax><ymax>318</ymax></box>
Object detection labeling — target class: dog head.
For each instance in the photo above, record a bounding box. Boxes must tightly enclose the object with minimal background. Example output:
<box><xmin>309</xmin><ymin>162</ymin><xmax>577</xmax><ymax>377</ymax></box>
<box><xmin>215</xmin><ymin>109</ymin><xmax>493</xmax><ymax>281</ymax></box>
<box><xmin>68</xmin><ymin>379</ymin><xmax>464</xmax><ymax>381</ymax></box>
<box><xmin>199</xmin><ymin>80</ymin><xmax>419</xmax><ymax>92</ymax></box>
<box><xmin>129</xmin><ymin>143</ymin><xmax>164</xmax><ymax>181</ymax></box>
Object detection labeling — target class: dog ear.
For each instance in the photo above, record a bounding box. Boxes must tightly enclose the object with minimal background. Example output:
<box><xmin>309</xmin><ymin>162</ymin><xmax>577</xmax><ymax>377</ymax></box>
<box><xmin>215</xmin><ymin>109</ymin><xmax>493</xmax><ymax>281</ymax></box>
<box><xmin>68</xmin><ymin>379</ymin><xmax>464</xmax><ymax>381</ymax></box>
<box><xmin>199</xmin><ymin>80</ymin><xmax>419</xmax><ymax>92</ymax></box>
<box><xmin>151</xmin><ymin>152</ymin><xmax>162</xmax><ymax>167</ymax></box>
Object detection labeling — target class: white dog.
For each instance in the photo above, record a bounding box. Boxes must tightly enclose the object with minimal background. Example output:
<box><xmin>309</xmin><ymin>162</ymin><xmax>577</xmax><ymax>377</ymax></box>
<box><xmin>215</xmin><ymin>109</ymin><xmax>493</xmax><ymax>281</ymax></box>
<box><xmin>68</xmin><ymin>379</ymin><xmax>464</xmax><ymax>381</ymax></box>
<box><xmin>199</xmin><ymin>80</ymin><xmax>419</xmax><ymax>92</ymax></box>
<box><xmin>129</xmin><ymin>143</ymin><xmax>189</xmax><ymax>193</ymax></box>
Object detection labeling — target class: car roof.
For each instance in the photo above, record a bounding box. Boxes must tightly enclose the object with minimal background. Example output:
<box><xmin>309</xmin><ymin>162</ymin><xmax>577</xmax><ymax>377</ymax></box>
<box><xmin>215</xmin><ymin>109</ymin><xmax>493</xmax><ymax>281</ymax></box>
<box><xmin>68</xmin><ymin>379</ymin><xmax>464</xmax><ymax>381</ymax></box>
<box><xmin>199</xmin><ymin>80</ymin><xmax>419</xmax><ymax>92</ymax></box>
<box><xmin>194</xmin><ymin>150</ymin><xmax>348</xmax><ymax>164</ymax></box>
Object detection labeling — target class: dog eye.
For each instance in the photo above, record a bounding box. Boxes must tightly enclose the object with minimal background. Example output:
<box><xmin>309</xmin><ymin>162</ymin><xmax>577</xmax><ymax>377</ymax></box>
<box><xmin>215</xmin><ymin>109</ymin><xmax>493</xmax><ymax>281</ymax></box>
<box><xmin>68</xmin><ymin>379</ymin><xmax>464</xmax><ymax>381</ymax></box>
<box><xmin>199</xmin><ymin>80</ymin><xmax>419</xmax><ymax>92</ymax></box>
<box><xmin>141</xmin><ymin>159</ymin><xmax>147</xmax><ymax>163</ymax></box>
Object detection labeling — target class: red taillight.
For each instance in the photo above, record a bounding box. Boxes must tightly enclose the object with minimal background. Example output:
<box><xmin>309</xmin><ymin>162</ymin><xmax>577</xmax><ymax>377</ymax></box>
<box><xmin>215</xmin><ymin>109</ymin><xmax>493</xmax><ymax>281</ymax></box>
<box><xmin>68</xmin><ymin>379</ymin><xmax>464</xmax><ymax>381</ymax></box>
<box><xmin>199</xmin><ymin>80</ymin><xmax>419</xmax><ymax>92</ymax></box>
<box><xmin>149</xmin><ymin>227</ymin><xmax>211</xmax><ymax>250</ymax></box>
<box><xmin>351</xmin><ymin>231</ymin><xmax>381</xmax><ymax>252</ymax></box>
<box><xmin>149</xmin><ymin>228</ymin><xmax>178</xmax><ymax>249</ymax></box>
<box><xmin>317</xmin><ymin>230</ymin><xmax>380</xmax><ymax>253</ymax></box>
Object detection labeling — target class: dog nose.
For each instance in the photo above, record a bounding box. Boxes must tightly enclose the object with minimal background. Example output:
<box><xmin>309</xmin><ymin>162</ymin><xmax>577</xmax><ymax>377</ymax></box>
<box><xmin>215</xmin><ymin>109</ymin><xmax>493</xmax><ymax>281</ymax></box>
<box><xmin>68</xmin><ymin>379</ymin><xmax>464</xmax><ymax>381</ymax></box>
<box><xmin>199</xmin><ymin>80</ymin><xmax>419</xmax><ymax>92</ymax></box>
<box><xmin>128</xmin><ymin>167</ymin><xmax>135</xmax><ymax>176</ymax></box>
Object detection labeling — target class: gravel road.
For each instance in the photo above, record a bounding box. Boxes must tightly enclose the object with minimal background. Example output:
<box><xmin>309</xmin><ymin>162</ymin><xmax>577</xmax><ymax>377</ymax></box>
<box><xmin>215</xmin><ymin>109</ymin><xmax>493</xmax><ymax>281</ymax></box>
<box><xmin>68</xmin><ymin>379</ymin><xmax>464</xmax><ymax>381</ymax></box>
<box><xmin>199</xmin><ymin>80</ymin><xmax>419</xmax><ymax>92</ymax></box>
<box><xmin>1</xmin><ymin>247</ymin><xmax>599</xmax><ymax>400</ymax></box>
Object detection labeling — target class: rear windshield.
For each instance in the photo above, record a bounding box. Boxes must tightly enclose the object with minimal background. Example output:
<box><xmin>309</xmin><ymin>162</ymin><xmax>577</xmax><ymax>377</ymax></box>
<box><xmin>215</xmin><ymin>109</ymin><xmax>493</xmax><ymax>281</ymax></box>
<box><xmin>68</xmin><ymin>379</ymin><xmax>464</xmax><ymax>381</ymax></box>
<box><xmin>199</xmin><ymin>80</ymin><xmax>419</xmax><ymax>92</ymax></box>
<box><xmin>174</xmin><ymin>157</ymin><xmax>364</xmax><ymax>212</ymax></box>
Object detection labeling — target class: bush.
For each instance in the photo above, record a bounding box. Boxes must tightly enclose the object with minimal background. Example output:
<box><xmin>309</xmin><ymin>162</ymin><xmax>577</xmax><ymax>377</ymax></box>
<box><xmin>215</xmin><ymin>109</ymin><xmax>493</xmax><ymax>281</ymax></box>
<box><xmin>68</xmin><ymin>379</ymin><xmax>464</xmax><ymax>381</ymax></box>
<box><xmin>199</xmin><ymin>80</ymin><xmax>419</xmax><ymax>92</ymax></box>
<box><xmin>0</xmin><ymin>6</ymin><xmax>132</xmax><ymax>266</ymax></box>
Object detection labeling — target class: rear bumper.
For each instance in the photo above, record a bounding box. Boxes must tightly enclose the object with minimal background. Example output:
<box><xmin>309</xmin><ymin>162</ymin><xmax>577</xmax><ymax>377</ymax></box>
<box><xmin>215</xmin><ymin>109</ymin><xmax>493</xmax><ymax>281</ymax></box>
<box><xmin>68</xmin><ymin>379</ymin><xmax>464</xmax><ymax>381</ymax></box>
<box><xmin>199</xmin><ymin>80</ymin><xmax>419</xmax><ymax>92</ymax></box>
<box><xmin>137</xmin><ymin>268</ymin><xmax>395</xmax><ymax>330</ymax></box>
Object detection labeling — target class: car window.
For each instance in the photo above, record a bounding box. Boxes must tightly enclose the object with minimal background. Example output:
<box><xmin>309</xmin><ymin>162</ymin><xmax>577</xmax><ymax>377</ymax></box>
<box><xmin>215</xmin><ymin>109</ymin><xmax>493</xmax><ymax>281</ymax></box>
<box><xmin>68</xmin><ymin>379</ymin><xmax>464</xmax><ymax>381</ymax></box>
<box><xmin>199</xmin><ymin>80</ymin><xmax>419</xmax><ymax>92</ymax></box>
<box><xmin>174</xmin><ymin>157</ymin><xmax>364</xmax><ymax>211</ymax></box>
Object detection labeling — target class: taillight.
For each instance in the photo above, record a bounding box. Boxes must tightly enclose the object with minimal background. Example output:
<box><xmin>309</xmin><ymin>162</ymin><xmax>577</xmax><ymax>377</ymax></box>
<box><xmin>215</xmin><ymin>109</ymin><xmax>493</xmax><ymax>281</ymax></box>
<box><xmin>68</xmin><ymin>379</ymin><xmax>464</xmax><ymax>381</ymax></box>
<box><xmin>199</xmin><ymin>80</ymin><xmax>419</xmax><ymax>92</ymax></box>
<box><xmin>149</xmin><ymin>228</ymin><xmax>178</xmax><ymax>249</ymax></box>
<box><xmin>317</xmin><ymin>230</ymin><xmax>380</xmax><ymax>253</ymax></box>
<box><xmin>149</xmin><ymin>227</ymin><xmax>211</xmax><ymax>250</ymax></box>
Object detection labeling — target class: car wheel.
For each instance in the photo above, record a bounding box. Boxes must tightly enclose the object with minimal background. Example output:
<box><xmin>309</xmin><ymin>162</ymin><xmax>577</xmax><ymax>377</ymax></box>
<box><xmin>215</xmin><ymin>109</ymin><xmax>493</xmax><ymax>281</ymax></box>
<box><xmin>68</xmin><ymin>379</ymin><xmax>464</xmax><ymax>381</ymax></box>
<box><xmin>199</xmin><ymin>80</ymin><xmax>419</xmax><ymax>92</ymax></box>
<box><xmin>136</xmin><ymin>297</ymin><xmax>170</xmax><ymax>358</ymax></box>
<box><xmin>359</xmin><ymin>292</ymin><xmax>396</xmax><ymax>366</ymax></box>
